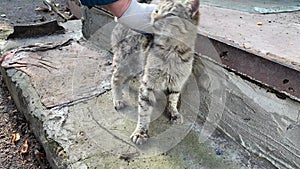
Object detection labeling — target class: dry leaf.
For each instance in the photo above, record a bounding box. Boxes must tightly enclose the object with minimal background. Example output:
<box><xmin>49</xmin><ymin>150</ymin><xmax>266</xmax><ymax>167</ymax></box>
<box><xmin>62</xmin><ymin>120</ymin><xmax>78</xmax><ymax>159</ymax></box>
<box><xmin>20</xmin><ymin>139</ymin><xmax>29</xmax><ymax>154</ymax></box>
<box><xmin>11</xmin><ymin>133</ymin><xmax>21</xmax><ymax>143</ymax></box>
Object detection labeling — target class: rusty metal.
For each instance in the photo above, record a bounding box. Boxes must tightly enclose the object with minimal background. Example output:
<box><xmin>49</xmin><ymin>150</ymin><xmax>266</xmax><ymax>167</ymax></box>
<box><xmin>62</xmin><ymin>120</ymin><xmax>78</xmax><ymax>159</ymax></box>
<box><xmin>7</xmin><ymin>20</ymin><xmax>64</xmax><ymax>39</ymax></box>
<box><xmin>201</xmin><ymin>35</ymin><xmax>300</xmax><ymax>101</ymax></box>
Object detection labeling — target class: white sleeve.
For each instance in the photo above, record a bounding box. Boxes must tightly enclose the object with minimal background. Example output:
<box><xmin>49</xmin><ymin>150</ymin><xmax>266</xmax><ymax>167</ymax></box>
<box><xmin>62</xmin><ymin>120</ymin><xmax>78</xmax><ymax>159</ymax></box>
<box><xmin>115</xmin><ymin>0</ymin><xmax>157</xmax><ymax>33</ymax></box>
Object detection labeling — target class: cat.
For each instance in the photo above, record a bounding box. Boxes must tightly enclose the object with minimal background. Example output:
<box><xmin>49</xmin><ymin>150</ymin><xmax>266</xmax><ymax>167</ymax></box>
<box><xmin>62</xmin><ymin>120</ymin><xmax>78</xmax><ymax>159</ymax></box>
<box><xmin>111</xmin><ymin>0</ymin><xmax>200</xmax><ymax>145</ymax></box>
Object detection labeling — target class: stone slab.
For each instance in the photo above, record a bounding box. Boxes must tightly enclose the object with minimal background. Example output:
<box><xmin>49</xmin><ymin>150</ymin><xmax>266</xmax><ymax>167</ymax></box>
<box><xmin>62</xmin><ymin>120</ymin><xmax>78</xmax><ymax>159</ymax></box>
<box><xmin>2</xmin><ymin>40</ymin><xmax>112</xmax><ymax>108</ymax></box>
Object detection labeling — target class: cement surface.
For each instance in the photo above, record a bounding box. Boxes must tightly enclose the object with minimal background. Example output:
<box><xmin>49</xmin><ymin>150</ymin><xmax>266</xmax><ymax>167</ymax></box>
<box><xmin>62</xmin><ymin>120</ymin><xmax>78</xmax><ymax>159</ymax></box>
<box><xmin>0</xmin><ymin>20</ymin><xmax>280</xmax><ymax>168</ymax></box>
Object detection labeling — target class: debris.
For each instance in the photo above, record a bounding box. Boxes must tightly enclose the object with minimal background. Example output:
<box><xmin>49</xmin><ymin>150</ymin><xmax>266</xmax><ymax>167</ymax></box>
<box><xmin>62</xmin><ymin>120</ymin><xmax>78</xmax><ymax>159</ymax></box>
<box><xmin>7</xmin><ymin>20</ymin><xmax>64</xmax><ymax>39</ymax></box>
<box><xmin>243</xmin><ymin>43</ymin><xmax>251</xmax><ymax>49</ymax></box>
<box><xmin>39</xmin><ymin>16</ymin><xmax>47</xmax><ymax>22</ymax></box>
<box><xmin>35</xmin><ymin>7</ymin><xmax>50</xmax><ymax>12</ymax></box>
<box><xmin>257</xmin><ymin>21</ymin><xmax>263</xmax><ymax>26</ymax></box>
<box><xmin>11</xmin><ymin>133</ymin><xmax>21</xmax><ymax>143</ymax></box>
<box><xmin>43</xmin><ymin>0</ymin><xmax>71</xmax><ymax>21</ymax></box>
<box><xmin>55</xmin><ymin>147</ymin><xmax>63</xmax><ymax>155</ymax></box>
<box><xmin>66</xmin><ymin>0</ymin><xmax>82</xmax><ymax>19</ymax></box>
<box><xmin>119</xmin><ymin>152</ymin><xmax>140</xmax><ymax>161</ymax></box>
<box><xmin>43</xmin><ymin>0</ymin><xmax>53</xmax><ymax>11</ymax></box>
<box><xmin>34</xmin><ymin>149</ymin><xmax>47</xmax><ymax>168</ymax></box>
<box><xmin>287</xmin><ymin>110</ymin><xmax>300</xmax><ymax>130</ymax></box>
<box><xmin>79</xmin><ymin>131</ymin><xmax>85</xmax><ymax>136</ymax></box>
<box><xmin>20</xmin><ymin>139</ymin><xmax>29</xmax><ymax>154</ymax></box>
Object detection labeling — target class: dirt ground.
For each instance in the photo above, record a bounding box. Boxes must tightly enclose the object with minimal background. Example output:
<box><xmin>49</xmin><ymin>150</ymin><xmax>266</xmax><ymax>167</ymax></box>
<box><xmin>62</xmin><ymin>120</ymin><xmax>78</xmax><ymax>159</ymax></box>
<box><xmin>0</xmin><ymin>77</ymin><xmax>51</xmax><ymax>169</ymax></box>
<box><xmin>0</xmin><ymin>0</ymin><xmax>68</xmax><ymax>24</ymax></box>
<box><xmin>0</xmin><ymin>0</ymin><xmax>69</xmax><ymax>168</ymax></box>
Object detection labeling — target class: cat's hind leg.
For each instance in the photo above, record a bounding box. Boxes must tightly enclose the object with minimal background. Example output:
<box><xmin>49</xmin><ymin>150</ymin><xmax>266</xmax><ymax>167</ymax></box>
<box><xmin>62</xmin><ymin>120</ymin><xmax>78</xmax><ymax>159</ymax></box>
<box><xmin>168</xmin><ymin>91</ymin><xmax>183</xmax><ymax>124</ymax></box>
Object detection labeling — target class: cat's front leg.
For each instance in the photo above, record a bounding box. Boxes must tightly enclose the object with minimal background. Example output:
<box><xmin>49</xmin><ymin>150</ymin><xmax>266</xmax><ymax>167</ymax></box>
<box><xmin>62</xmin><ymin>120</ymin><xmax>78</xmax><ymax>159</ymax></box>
<box><xmin>168</xmin><ymin>92</ymin><xmax>183</xmax><ymax>124</ymax></box>
<box><xmin>111</xmin><ymin>73</ymin><xmax>126</xmax><ymax>110</ymax></box>
<box><xmin>130</xmin><ymin>82</ymin><xmax>152</xmax><ymax>144</ymax></box>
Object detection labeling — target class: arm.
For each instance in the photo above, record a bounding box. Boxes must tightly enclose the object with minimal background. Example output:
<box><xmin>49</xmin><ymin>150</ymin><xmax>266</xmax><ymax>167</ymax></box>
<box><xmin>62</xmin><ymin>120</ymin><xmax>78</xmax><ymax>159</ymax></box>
<box><xmin>80</xmin><ymin>0</ymin><xmax>131</xmax><ymax>17</ymax></box>
<box><xmin>80</xmin><ymin>0</ymin><xmax>156</xmax><ymax>33</ymax></box>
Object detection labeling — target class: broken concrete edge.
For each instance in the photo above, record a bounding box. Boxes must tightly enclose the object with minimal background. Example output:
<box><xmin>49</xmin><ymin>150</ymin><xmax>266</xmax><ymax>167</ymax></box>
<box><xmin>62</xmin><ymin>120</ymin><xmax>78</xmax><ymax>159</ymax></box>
<box><xmin>0</xmin><ymin>65</ymin><xmax>112</xmax><ymax>168</ymax></box>
<box><xmin>0</xmin><ymin>68</ymin><xmax>68</xmax><ymax>168</ymax></box>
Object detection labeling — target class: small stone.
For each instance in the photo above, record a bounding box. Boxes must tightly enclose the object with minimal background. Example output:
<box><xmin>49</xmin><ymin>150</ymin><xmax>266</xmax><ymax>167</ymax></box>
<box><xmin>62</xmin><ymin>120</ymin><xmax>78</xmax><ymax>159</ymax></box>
<box><xmin>1</xmin><ymin>14</ymin><xmax>6</xmax><ymax>18</ymax></box>
<box><xmin>243</xmin><ymin>43</ymin><xmax>251</xmax><ymax>49</ymax></box>
<box><xmin>257</xmin><ymin>21</ymin><xmax>263</xmax><ymax>26</ymax></box>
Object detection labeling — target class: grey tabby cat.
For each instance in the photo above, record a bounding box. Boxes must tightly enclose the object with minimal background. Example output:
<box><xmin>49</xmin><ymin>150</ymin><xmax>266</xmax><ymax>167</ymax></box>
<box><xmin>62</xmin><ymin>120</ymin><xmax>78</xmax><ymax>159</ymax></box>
<box><xmin>111</xmin><ymin>0</ymin><xmax>199</xmax><ymax>144</ymax></box>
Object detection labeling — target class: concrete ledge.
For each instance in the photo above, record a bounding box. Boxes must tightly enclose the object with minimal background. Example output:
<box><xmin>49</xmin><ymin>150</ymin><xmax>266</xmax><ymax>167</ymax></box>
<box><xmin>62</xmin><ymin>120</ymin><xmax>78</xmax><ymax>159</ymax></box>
<box><xmin>1</xmin><ymin>40</ymin><xmax>276</xmax><ymax>169</ymax></box>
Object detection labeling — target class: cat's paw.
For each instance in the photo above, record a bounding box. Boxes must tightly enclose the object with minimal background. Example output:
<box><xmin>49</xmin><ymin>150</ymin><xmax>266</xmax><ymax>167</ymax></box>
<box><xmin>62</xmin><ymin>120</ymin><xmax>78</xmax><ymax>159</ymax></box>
<box><xmin>170</xmin><ymin>111</ymin><xmax>183</xmax><ymax>124</ymax></box>
<box><xmin>130</xmin><ymin>128</ymin><xmax>149</xmax><ymax>145</ymax></box>
<box><xmin>113</xmin><ymin>100</ymin><xmax>125</xmax><ymax>111</ymax></box>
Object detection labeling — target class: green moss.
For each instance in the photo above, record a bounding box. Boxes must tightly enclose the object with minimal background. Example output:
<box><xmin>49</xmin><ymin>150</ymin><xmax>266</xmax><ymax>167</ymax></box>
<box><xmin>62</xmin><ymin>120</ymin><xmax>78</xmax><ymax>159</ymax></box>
<box><xmin>81</xmin><ymin>152</ymin><xmax>185</xmax><ymax>169</ymax></box>
<box><xmin>168</xmin><ymin>131</ymin><xmax>235</xmax><ymax>169</ymax></box>
<box><xmin>75</xmin><ymin>131</ymin><xmax>238</xmax><ymax>169</ymax></box>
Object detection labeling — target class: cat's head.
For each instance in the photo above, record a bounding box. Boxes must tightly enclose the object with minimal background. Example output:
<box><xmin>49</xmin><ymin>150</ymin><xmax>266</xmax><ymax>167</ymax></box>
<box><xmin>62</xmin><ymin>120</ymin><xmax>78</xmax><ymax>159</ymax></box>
<box><xmin>151</xmin><ymin>0</ymin><xmax>200</xmax><ymax>27</ymax></box>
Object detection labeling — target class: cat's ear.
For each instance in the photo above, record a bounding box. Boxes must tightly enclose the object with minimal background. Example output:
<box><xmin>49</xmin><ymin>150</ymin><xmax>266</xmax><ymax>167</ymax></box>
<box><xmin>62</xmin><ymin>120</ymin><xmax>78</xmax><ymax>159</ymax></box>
<box><xmin>188</xmin><ymin>0</ymin><xmax>199</xmax><ymax>19</ymax></box>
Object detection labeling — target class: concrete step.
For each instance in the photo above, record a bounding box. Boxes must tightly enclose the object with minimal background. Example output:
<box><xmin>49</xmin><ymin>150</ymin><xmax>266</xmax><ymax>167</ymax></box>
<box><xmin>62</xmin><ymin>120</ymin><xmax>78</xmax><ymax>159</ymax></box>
<box><xmin>0</xmin><ymin>20</ymin><xmax>278</xmax><ymax>168</ymax></box>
